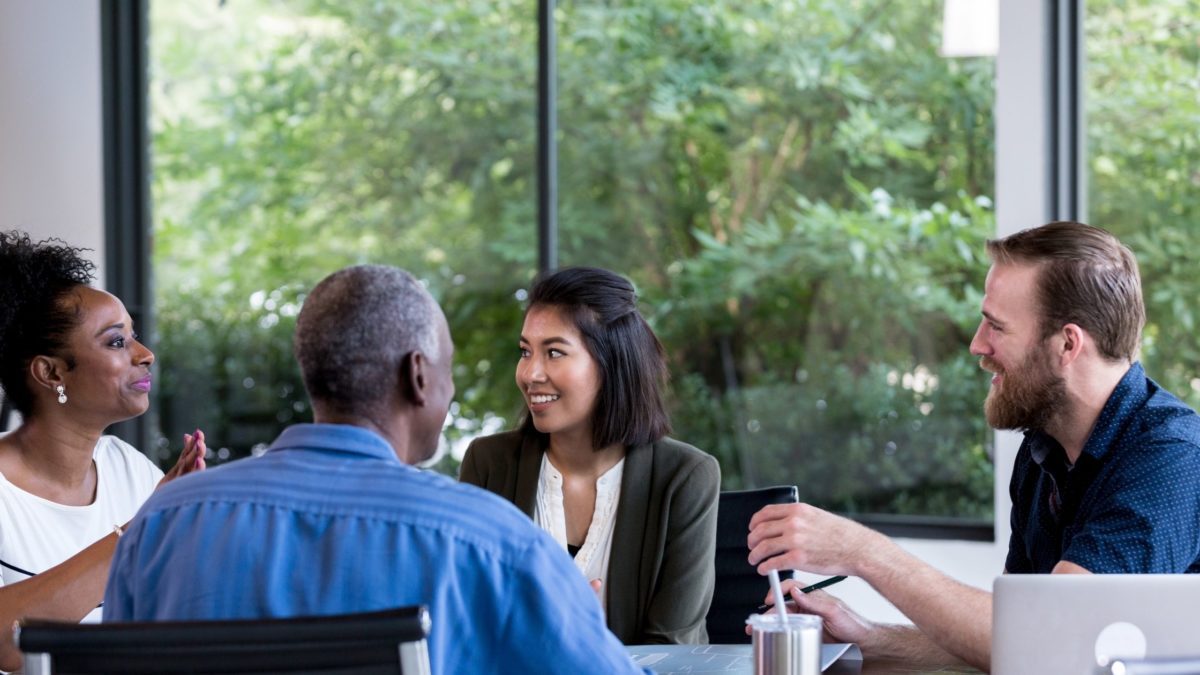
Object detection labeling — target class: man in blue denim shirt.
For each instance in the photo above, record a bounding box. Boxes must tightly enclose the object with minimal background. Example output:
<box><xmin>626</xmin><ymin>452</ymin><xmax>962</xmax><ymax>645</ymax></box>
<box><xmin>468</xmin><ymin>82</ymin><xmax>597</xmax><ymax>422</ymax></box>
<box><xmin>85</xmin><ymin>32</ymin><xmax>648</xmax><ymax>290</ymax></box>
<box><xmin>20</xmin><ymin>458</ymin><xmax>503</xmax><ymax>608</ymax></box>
<box><xmin>746</xmin><ymin>222</ymin><xmax>1200</xmax><ymax>671</ymax></box>
<box><xmin>104</xmin><ymin>265</ymin><xmax>647</xmax><ymax>675</ymax></box>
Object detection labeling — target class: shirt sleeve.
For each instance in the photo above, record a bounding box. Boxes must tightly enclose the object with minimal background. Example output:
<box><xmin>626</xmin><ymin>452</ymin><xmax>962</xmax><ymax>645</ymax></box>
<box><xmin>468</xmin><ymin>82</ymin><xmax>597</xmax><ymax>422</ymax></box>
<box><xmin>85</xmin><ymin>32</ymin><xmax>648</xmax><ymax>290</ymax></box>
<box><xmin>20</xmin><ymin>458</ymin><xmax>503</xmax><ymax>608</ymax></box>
<box><xmin>101</xmin><ymin>510</ymin><xmax>145</xmax><ymax>622</ymax></box>
<box><xmin>500</xmin><ymin>535</ymin><xmax>651</xmax><ymax>674</ymax></box>
<box><xmin>638</xmin><ymin>454</ymin><xmax>721</xmax><ymax>644</ymax></box>
<box><xmin>1063</xmin><ymin>439</ymin><xmax>1200</xmax><ymax>573</ymax></box>
<box><xmin>102</xmin><ymin>435</ymin><xmax>164</xmax><ymax>507</ymax></box>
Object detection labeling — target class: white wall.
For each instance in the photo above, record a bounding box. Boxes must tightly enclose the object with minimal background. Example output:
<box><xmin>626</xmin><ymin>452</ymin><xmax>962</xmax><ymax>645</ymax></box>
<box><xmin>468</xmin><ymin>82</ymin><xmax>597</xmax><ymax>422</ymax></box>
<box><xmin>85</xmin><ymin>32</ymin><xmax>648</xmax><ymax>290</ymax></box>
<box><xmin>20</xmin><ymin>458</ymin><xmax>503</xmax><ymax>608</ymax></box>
<box><xmin>0</xmin><ymin>2</ymin><xmax>105</xmax><ymax>432</ymax></box>
<box><xmin>991</xmin><ymin>0</ymin><xmax>1056</xmax><ymax>579</ymax></box>
<box><xmin>0</xmin><ymin>2</ymin><xmax>106</xmax><ymax>282</ymax></box>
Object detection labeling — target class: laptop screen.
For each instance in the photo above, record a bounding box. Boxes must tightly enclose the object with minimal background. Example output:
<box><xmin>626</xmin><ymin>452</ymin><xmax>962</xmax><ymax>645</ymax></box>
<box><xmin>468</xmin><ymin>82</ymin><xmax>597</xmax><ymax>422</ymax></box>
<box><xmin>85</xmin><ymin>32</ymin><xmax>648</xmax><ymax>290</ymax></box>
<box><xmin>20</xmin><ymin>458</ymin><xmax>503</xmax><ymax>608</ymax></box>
<box><xmin>993</xmin><ymin>575</ymin><xmax>1200</xmax><ymax>675</ymax></box>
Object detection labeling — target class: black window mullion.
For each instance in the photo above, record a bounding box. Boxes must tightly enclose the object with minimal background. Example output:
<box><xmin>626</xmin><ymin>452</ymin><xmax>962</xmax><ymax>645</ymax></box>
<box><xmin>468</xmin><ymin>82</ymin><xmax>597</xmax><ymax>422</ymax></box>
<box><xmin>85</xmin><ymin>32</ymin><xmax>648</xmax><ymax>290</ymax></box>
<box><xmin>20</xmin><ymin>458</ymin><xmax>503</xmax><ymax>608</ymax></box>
<box><xmin>537</xmin><ymin>0</ymin><xmax>558</xmax><ymax>273</ymax></box>
<box><xmin>100</xmin><ymin>0</ymin><xmax>155</xmax><ymax>456</ymax></box>
<box><xmin>1049</xmin><ymin>0</ymin><xmax>1083</xmax><ymax>222</ymax></box>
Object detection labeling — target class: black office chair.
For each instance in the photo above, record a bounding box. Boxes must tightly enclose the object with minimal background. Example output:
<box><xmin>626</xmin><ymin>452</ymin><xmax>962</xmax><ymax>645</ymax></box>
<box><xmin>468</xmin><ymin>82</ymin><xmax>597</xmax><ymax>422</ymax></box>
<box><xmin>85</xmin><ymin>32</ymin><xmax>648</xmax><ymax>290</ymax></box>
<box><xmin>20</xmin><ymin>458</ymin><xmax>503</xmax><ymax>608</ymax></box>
<box><xmin>705</xmin><ymin>485</ymin><xmax>800</xmax><ymax>644</ymax></box>
<box><xmin>16</xmin><ymin>606</ymin><xmax>432</xmax><ymax>675</ymax></box>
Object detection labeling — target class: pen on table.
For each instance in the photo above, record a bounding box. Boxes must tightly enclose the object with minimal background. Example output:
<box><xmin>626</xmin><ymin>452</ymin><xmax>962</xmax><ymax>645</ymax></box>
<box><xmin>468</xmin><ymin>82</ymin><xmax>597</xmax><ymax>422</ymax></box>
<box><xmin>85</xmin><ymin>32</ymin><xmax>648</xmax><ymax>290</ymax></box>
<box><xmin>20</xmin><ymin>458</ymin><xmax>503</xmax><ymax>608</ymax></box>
<box><xmin>756</xmin><ymin>575</ymin><xmax>848</xmax><ymax>612</ymax></box>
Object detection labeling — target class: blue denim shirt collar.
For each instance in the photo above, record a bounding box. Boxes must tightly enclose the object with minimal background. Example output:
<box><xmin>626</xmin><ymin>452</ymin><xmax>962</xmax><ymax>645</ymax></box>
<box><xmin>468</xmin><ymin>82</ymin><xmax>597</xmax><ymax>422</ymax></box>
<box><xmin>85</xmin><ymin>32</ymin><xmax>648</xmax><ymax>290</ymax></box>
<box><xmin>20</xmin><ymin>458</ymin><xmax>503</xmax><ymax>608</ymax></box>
<box><xmin>266</xmin><ymin>423</ymin><xmax>402</xmax><ymax>463</ymax></box>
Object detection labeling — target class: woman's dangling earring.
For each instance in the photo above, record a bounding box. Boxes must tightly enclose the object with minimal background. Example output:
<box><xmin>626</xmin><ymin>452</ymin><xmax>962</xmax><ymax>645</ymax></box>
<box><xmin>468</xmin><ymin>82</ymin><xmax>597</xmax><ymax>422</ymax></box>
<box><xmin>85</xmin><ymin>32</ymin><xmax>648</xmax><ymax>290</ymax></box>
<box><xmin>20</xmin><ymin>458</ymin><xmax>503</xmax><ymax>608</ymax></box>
<box><xmin>56</xmin><ymin>385</ymin><xmax>67</xmax><ymax>405</ymax></box>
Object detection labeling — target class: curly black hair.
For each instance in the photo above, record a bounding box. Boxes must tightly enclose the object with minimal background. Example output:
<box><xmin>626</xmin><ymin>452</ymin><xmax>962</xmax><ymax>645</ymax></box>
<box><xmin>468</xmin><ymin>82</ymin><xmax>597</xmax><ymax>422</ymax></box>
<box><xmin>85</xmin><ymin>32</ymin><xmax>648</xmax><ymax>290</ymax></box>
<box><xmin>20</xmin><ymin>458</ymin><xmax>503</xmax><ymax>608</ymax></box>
<box><xmin>0</xmin><ymin>231</ymin><xmax>96</xmax><ymax>417</ymax></box>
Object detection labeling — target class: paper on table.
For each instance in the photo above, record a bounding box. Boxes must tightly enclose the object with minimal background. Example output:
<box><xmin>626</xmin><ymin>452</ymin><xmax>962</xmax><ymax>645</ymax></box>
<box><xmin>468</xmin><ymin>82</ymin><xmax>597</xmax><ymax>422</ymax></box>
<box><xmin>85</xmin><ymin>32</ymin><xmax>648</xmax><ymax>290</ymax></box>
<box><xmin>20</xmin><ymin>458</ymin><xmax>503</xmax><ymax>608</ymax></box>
<box><xmin>626</xmin><ymin>642</ymin><xmax>861</xmax><ymax>673</ymax></box>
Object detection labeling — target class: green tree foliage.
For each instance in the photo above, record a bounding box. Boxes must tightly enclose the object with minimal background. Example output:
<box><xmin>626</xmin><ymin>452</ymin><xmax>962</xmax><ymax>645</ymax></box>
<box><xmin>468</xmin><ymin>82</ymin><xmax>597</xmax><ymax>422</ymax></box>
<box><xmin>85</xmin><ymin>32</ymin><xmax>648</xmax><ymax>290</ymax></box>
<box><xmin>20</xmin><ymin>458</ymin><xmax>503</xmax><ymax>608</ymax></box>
<box><xmin>150</xmin><ymin>0</ymin><xmax>998</xmax><ymax>517</ymax></box>
<box><xmin>1087</xmin><ymin>0</ymin><xmax>1200</xmax><ymax>410</ymax></box>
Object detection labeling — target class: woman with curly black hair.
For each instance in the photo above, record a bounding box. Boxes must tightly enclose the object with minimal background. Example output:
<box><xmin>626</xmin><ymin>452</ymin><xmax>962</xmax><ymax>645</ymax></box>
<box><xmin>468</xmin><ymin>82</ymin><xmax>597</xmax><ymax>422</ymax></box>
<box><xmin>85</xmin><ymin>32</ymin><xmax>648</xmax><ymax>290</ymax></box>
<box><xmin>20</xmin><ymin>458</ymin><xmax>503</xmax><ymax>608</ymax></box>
<box><xmin>0</xmin><ymin>231</ymin><xmax>206</xmax><ymax>671</ymax></box>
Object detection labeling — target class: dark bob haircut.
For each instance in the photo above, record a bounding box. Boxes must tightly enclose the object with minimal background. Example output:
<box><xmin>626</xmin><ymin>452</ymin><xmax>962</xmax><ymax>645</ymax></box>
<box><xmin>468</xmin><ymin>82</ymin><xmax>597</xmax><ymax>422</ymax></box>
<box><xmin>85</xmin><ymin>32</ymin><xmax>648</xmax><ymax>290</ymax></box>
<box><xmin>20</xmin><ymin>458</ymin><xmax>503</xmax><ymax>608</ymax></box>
<box><xmin>0</xmin><ymin>231</ymin><xmax>96</xmax><ymax>417</ymax></box>
<box><xmin>519</xmin><ymin>266</ymin><xmax>671</xmax><ymax>450</ymax></box>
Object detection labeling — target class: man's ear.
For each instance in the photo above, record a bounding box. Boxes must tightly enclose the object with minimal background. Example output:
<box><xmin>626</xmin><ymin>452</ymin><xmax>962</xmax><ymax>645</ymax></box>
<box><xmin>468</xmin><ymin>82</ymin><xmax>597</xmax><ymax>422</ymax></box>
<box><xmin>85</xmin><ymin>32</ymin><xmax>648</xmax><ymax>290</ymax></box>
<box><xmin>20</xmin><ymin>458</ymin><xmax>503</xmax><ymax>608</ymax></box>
<box><xmin>1059</xmin><ymin>323</ymin><xmax>1086</xmax><ymax>366</ymax></box>
<box><xmin>29</xmin><ymin>355</ymin><xmax>67</xmax><ymax>393</ymax></box>
<box><xmin>399</xmin><ymin>351</ymin><xmax>429</xmax><ymax>407</ymax></box>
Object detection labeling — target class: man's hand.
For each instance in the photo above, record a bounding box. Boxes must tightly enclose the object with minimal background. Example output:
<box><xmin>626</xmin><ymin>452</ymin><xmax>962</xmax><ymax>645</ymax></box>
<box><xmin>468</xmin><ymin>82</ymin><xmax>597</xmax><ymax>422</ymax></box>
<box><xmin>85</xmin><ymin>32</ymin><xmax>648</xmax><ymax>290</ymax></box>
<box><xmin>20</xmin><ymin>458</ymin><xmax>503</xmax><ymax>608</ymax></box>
<box><xmin>760</xmin><ymin>580</ymin><xmax>877</xmax><ymax>646</ymax></box>
<box><xmin>747</xmin><ymin>503</ymin><xmax>884</xmax><ymax>577</ymax></box>
<box><xmin>747</xmin><ymin>502</ymin><xmax>987</xmax><ymax>669</ymax></box>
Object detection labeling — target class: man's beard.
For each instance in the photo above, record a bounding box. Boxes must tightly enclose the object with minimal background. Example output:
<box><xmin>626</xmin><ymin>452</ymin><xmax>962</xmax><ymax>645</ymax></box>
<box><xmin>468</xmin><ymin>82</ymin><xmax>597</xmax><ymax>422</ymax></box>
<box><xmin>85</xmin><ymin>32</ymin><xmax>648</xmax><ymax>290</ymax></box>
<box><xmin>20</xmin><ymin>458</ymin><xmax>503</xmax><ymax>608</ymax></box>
<box><xmin>981</xmin><ymin>345</ymin><xmax>1068</xmax><ymax>433</ymax></box>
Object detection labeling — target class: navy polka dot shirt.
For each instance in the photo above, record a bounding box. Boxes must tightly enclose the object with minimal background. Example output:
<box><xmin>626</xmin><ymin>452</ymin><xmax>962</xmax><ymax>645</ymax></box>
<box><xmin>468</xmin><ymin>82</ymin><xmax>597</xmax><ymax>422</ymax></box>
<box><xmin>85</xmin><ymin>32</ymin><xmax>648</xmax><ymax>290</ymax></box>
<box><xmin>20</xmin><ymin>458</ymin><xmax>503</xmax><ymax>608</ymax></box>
<box><xmin>1007</xmin><ymin>362</ymin><xmax>1200</xmax><ymax>574</ymax></box>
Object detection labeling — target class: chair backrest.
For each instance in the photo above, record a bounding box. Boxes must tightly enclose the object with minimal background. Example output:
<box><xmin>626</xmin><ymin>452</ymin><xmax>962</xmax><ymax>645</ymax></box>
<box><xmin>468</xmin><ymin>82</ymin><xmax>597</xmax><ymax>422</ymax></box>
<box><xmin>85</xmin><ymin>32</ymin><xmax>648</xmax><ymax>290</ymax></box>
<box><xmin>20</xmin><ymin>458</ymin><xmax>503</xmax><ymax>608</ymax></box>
<box><xmin>705</xmin><ymin>485</ymin><xmax>799</xmax><ymax>644</ymax></box>
<box><xmin>16</xmin><ymin>606</ymin><xmax>432</xmax><ymax>675</ymax></box>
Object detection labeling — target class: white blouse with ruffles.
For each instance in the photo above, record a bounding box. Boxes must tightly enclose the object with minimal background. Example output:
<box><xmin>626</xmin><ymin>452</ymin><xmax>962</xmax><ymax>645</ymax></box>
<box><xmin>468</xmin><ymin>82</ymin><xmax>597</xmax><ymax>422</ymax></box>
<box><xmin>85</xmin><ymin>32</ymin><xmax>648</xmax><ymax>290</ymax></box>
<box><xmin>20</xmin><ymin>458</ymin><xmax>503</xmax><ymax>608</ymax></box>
<box><xmin>533</xmin><ymin>453</ymin><xmax>624</xmax><ymax>610</ymax></box>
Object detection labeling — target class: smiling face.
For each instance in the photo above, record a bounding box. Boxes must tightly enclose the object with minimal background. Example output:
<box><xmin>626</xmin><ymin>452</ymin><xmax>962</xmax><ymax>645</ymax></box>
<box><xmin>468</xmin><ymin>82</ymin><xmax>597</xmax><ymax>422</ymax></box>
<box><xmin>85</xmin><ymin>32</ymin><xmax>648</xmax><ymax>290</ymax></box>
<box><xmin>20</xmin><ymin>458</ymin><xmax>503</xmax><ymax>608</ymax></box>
<box><xmin>969</xmin><ymin>263</ymin><xmax>1067</xmax><ymax>431</ymax></box>
<box><xmin>51</xmin><ymin>287</ymin><xmax>155</xmax><ymax>424</ymax></box>
<box><xmin>515</xmin><ymin>305</ymin><xmax>602</xmax><ymax>443</ymax></box>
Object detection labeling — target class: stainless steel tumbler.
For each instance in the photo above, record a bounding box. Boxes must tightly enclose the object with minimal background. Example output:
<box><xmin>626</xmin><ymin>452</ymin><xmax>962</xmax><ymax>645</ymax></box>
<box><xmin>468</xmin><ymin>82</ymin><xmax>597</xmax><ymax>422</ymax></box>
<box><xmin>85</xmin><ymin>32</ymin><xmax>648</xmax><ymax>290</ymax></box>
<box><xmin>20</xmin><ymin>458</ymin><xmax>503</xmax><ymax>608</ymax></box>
<box><xmin>747</xmin><ymin>613</ymin><xmax>822</xmax><ymax>675</ymax></box>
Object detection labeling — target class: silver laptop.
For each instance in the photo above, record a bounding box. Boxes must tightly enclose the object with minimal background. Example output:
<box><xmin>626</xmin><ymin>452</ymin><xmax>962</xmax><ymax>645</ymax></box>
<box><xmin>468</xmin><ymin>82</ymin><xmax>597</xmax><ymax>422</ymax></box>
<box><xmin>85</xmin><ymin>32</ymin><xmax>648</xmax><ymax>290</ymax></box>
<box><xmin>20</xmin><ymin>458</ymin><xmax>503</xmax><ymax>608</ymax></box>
<box><xmin>993</xmin><ymin>575</ymin><xmax>1200</xmax><ymax>675</ymax></box>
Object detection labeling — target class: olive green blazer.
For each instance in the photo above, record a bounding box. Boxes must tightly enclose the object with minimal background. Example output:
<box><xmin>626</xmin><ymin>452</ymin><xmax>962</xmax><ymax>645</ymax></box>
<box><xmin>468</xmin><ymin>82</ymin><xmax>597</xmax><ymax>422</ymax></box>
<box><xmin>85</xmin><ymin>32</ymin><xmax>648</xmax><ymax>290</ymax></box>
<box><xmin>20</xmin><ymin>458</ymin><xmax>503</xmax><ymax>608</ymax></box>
<box><xmin>459</xmin><ymin>430</ymin><xmax>720</xmax><ymax>645</ymax></box>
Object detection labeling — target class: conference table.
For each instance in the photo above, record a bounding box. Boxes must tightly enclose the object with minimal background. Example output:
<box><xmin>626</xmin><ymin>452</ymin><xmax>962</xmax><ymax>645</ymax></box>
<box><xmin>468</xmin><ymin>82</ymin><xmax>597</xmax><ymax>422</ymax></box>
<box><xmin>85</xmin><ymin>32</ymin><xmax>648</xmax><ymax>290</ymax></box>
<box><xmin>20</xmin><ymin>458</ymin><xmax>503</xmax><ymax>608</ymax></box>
<box><xmin>829</xmin><ymin>660</ymin><xmax>979</xmax><ymax>674</ymax></box>
<box><xmin>626</xmin><ymin>643</ymin><xmax>981</xmax><ymax>674</ymax></box>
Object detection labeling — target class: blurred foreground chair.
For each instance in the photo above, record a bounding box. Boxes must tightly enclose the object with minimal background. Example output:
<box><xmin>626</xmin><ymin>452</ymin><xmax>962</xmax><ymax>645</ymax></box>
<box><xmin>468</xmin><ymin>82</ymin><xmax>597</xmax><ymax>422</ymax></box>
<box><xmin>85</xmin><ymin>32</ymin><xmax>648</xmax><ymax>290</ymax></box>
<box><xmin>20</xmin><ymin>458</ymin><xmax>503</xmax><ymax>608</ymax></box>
<box><xmin>16</xmin><ymin>606</ymin><xmax>431</xmax><ymax>675</ymax></box>
<box><xmin>705</xmin><ymin>485</ymin><xmax>799</xmax><ymax>644</ymax></box>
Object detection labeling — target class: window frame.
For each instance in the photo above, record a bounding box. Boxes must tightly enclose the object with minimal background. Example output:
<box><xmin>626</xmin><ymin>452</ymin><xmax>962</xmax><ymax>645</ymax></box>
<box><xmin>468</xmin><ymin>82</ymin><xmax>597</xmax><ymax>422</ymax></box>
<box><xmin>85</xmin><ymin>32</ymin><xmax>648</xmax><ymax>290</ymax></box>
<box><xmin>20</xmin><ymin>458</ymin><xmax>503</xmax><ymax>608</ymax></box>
<box><xmin>100</xmin><ymin>0</ymin><xmax>154</xmax><ymax>454</ymax></box>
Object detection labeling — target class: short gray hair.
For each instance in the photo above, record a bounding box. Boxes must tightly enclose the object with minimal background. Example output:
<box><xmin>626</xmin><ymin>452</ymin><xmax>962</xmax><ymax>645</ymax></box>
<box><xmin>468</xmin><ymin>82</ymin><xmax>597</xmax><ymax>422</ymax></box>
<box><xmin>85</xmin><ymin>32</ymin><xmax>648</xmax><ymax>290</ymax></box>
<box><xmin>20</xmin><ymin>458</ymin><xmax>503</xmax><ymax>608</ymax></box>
<box><xmin>294</xmin><ymin>265</ymin><xmax>440</xmax><ymax>413</ymax></box>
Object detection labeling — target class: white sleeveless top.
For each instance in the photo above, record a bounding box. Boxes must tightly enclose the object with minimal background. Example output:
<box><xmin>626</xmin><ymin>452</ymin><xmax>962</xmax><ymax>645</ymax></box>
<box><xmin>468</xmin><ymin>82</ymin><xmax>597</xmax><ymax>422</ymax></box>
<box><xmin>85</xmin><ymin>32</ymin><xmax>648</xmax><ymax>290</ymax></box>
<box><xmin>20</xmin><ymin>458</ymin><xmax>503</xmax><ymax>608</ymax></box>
<box><xmin>0</xmin><ymin>435</ymin><xmax>162</xmax><ymax>622</ymax></box>
<box><xmin>533</xmin><ymin>453</ymin><xmax>624</xmax><ymax>610</ymax></box>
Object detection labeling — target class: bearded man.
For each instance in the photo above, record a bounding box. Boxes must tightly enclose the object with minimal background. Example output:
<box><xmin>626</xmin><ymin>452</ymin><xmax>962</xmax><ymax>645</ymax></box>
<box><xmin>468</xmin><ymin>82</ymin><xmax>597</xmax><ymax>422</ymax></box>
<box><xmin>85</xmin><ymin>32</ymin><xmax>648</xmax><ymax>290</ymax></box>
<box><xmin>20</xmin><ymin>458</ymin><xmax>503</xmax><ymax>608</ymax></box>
<box><xmin>744</xmin><ymin>221</ymin><xmax>1200</xmax><ymax>671</ymax></box>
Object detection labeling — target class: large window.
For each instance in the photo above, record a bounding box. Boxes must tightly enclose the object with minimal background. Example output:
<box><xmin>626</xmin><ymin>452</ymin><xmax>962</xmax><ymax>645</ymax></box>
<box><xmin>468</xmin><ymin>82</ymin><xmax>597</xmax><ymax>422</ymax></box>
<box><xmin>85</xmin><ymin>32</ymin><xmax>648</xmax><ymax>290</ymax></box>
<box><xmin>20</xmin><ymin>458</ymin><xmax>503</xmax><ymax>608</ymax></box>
<box><xmin>556</xmin><ymin>1</ymin><xmax>995</xmax><ymax>518</ymax></box>
<box><xmin>150</xmin><ymin>1</ymin><xmax>535</xmax><ymax>465</ymax></box>
<box><xmin>1086</xmin><ymin>0</ymin><xmax>1200</xmax><ymax>413</ymax></box>
<box><xmin>150</xmin><ymin>1</ymin><xmax>996</xmax><ymax>523</ymax></box>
